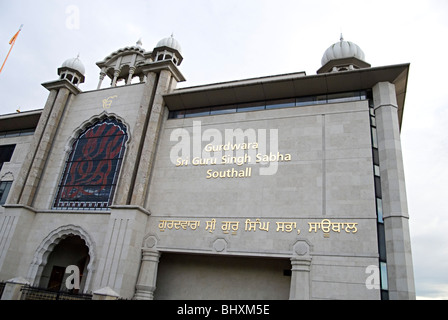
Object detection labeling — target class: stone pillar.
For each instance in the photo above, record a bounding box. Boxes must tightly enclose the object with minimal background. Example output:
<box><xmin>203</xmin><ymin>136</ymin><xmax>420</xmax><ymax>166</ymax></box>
<box><xmin>8</xmin><ymin>89</ymin><xmax>58</xmax><ymax>204</ymax></box>
<box><xmin>19</xmin><ymin>87</ymin><xmax>72</xmax><ymax>206</ymax></box>
<box><xmin>97</xmin><ymin>70</ymin><xmax>106</xmax><ymax>89</ymax></box>
<box><xmin>111</xmin><ymin>69</ymin><xmax>120</xmax><ymax>87</ymax></box>
<box><xmin>1</xmin><ymin>277</ymin><xmax>30</xmax><ymax>300</ymax></box>
<box><xmin>133</xmin><ymin>249</ymin><xmax>161</xmax><ymax>300</ymax></box>
<box><xmin>373</xmin><ymin>82</ymin><xmax>416</xmax><ymax>300</ymax></box>
<box><xmin>127</xmin><ymin>66</ymin><xmax>136</xmax><ymax>85</ymax></box>
<box><xmin>113</xmin><ymin>72</ymin><xmax>158</xmax><ymax>205</ymax></box>
<box><xmin>289</xmin><ymin>257</ymin><xmax>312</xmax><ymax>300</ymax></box>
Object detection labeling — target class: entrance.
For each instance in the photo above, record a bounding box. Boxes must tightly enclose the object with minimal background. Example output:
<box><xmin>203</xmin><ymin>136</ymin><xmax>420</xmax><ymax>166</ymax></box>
<box><xmin>38</xmin><ymin>235</ymin><xmax>90</xmax><ymax>292</ymax></box>
<box><xmin>155</xmin><ymin>253</ymin><xmax>291</xmax><ymax>299</ymax></box>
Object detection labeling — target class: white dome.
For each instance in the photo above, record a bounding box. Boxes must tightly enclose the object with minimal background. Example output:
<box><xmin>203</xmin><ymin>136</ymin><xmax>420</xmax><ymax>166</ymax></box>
<box><xmin>156</xmin><ymin>35</ymin><xmax>182</xmax><ymax>53</ymax></box>
<box><xmin>61</xmin><ymin>56</ymin><xmax>85</xmax><ymax>75</ymax></box>
<box><xmin>321</xmin><ymin>37</ymin><xmax>365</xmax><ymax>66</ymax></box>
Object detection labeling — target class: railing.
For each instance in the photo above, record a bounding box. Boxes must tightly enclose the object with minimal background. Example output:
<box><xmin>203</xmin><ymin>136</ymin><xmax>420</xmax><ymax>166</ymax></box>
<box><xmin>20</xmin><ymin>284</ymin><xmax>92</xmax><ymax>300</ymax></box>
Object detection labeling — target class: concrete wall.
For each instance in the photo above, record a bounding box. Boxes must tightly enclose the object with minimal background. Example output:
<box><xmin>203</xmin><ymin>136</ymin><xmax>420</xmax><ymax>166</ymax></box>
<box><xmin>145</xmin><ymin>100</ymin><xmax>381</xmax><ymax>299</ymax></box>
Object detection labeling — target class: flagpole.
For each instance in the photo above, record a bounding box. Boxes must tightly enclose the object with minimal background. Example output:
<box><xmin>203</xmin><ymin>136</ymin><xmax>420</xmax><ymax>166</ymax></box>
<box><xmin>0</xmin><ymin>25</ymin><xmax>23</xmax><ymax>75</ymax></box>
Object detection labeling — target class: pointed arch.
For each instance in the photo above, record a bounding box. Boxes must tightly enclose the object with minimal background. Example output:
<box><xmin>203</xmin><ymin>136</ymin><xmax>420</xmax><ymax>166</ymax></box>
<box><xmin>65</xmin><ymin>112</ymin><xmax>131</xmax><ymax>153</ymax></box>
<box><xmin>53</xmin><ymin>113</ymin><xmax>129</xmax><ymax>210</ymax></box>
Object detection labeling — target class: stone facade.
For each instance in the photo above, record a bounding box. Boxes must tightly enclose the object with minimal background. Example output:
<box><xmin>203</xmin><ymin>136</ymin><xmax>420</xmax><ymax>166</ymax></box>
<box><xmin>0</xmin><ymin>37</ymin><xmax>415</xmax><ymax>299</ymax></box>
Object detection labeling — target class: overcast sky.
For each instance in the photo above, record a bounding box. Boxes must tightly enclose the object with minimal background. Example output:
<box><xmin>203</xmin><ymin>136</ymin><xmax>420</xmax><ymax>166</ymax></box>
<box><xmin>0</xmin><ymin>0</ymin><xmax>447</xmax><ymax>299</ymax></box>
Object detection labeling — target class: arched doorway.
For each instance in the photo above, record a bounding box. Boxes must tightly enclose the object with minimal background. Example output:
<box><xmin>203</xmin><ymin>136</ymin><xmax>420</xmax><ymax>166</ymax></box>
<box><xmin>27</xmin><ymin>225</ymin><xmax>95</xmax><ymax>293</ymax></box>
<box><xmin>38</xmin><ymin>235</ymin><xmax>90</xmax><ymax>292</ymax></box>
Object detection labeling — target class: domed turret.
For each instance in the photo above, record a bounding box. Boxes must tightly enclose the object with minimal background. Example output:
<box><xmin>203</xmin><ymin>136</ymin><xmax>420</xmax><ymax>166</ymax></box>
<box><xmin>156</xmin><ymin>34</ymin><xmax>182</xmax><ymax>53</ymax></box>
<box><xmin>58</xmin><ymin>55</ymin><xmax>85</xmax><ymax>86</ymax></box>
<box><xmin>152</xmin><ymin>34</ymin><xmax>183</xmax><ymax>66</ymax></box>
<box><xmin>317</xmin><ymin>35</ymin><xmax>371</xmax><ymax>74</ymax></box>
<box><xmin>321</xmin><ymin>35</ymin><xmax>365</xmax><ymax>66</ymax></box>
<box><xmin>62</xmin><ymin>56</ymin><xmax>85</xmax><ymax>75</ymax></box>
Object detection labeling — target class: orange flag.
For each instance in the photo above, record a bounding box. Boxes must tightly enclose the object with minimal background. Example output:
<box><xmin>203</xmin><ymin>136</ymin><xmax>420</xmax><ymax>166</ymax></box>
<box><xmin>9</xmin><ymin>30</ymin><xmax>21</xmax><ymax>45</ymax></box>
<box><xmin>1</xmin><ymin>25</ymin><xmax>23</xmax><ymax>74</ymax></box>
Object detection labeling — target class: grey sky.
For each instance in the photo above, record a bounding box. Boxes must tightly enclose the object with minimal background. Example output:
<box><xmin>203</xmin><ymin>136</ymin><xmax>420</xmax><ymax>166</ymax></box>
<box><xmin>0</xmin><ymin>0</ymin><xmax>447</xmax><ymax>299</ymax></box>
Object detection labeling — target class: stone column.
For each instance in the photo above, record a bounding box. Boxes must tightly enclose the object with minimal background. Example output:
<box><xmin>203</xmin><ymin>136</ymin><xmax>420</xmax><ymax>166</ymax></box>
<box><xmin>111</xmin><ymin>69</ymin><xmax>120</xmax><ymax>87</ymax></box>
<box><xmin>289</xmin><ymin>257</ymin><xmax>312</xmax><ymax>300</ymax></box>
<box><xmin>113</xmin><ymin>72</ymin><xmax>158</xmax><ymax>205</ymax></box>
<box><xmin>127</xmin><ymin>66</ymin><xmax>136</xmax><ymax>85</ymax></box>
<box><xmin>130</xmin><ymin>69</ymin><xmax>175</xmax><ymax>207</ymax></box>
<box><xmin>19</xmin><ymin>87</ymin><xmax>72</xmax><ymax>206</ymax></box>
<box><xmin>133</xmin><ymin>249</ymin><xmax>161</xmax><ymax>300</ymax></box>
<box><xmin>8</xmin><ymin>89</ymin><xmax>58</xmax><ymax>204</ymax></box>
<box><xmin>97</xmin><ymin>70</ymin><xmax>106</xmax><ymax>89</ymax></box>
<box><xmin>373</xmin><ymin>82</ymin><xmax>416</xmax><ymax>300</ymax></box>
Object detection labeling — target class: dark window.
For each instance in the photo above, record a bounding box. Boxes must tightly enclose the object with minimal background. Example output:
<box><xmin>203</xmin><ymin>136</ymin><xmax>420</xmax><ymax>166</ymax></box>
<box><xmin>169</xmin><ymin>110</ymin><xmax>186</xmax><ymax>119</ymax></box>
<box><xmin>372</xmin><ymin>148</ymin><xmax>379</xmax><ymax>166</ymax></box>
<box><xmin>296</xmin><ymin>96</ymin><xmax>318</xmax><ymax>107</ymax></box>
<box><xmin>185</xmin><ymin>108</ymin><xmax>210</xmax><ymax>118</ymax></box>
<box><xmin>265</xmin><ymin>98</ymin><xmax>295</xmax><ymax>109</ymax></box>
<box><xmin>53</xmin><ymin>118</ymin><xmax>128</xmax><ymax>210</ymax></box>
<box><xmin>210</xmin><ymin>105</ymin><xmax>236</xmax><ymax>115</ymax></box>
<box><xmin>0</xmin><ymin>144</ymin><xmax>15</xmax><ymax>171</ymax></box>
<box><xmin>377</xmin><ymin>223</ymin><xmax>387</xmax><ymax>261</ymax></box>
<box><xmin>167</xmin><ymin>90</ymin><xmax>371</xmax><ymax>119</ymax></box>
<box><xmin>316</xmin><ymin>95</ymin><xmax>327</xmax><ymax>104</ymax></box>
<box><xmin>360</xmin><ymin>91</ymin><xmax>368</xmax><ymax>100</ymax></box>
<box><xmin>237</xmin><ymin>102</ymin><xmax>265</xmax><ymax>112</ymax></box>
<box><xmin>374</xmin><ymin>176</ymin><xmax>382</xmax><ymax>198</ymax></box>
<box><xmin>327</xmin><ymin>92</ymin><xmax>361</xmax><ymax>103</ymax></box>
<box><xmin>0</xmin><ymin>181</ymin><xmax>12</xmax><ymax>205</ymax></box>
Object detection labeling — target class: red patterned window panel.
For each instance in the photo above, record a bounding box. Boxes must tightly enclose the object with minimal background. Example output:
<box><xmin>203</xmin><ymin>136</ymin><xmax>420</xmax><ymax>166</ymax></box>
<box><xmin>53</xmin><ymin>118</ymin><xmax>128</xmax><ymax>210</ymax></box>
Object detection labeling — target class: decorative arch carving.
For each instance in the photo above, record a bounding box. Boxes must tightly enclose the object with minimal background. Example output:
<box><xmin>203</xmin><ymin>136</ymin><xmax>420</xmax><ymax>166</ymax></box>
<box><xmin>64</xmin><ymin>111</ymin><xmax>131</xmax><ymax>154</ymax></box>
<box><xmin>0</xmin><ymin>172</ymin><xmax>14</xmax><ymax>181</ymax></box>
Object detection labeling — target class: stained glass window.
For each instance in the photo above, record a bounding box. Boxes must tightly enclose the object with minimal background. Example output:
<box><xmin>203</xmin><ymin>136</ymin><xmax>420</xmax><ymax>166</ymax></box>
<box><xmin>53</xmin><ymin>118</ymin><xmax>128</xmax><ymax>210</ymax></box>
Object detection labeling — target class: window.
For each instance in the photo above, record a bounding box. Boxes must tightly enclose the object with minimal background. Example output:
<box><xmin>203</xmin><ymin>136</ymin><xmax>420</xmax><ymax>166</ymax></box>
<box><xmin>380</xmin><ymin>262</ymin><xmax>388</xmax><ymax>290</ymax></box>
<box><xmin>169</xmin><ymin>110</ymin><xmax>186</xmax><ymax>119</ymax></box>
<box><xmin>185</xmin><ymin>108</ymin><xmax>210</xmax><ymax>118</ymax></box>
<box><xmin>237</xmin><ymin>102</ymin><xmax>265</xmax><ymax>112</ymax></box>
<box><xmin>0</xmin><ymin>144</ymin><xmax>15</xmax><ymax>171</ymax></box>
<box><xmin>53</xmin><ymin>118</ymin><xmax>128</xmax><ymax>210</ymax></box>
<box><xmin>265</xmin><ymin>98</ymin><xmax>295</xmax><ymax>109</ymax></box>
<box><xmin>376</xmin><ymin>198</ymin><xmax>384</xmax><ymax>223</ymax></box>
<box><xmin>167</xmin><ymin>90</ymin><xmax>370</xmax><ymax>119</ymax></box>
<box><xmin>327</xmin><ymin>92</ymin><xmax>361</xmax><ymax>104</ymax></box>
<box><xmin>0</xmin><ymin>181</ymin><xmax>12</xmax><ymax>205</ymax></box>
<box><xmin>296</xmin><ymin>96</ymin><xmax>318</xmax><ymax>107</ymax></box>
<box><xmin>210</xmin><ymin>105</ymin><xmax>236</xmax><ymax>115</ymax></box>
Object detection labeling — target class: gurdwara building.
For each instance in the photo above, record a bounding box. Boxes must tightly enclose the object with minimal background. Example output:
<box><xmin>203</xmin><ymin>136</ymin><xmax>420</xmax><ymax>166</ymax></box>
<box><xmin>0</xmin><ymin>35</ymin><xmax>415</xmax><ymax>299</ymax></box>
